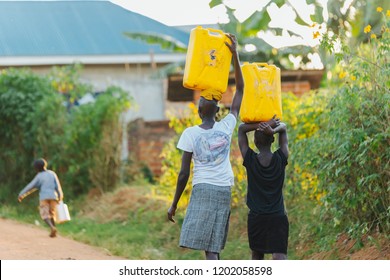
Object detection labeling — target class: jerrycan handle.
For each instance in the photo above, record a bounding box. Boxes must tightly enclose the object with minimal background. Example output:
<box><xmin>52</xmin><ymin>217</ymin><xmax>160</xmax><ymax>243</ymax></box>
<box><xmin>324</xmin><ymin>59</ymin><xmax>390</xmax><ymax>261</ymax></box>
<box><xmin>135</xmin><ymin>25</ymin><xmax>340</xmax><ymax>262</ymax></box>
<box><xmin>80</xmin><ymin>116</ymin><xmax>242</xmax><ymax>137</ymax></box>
<box><xmin>206</xmin><ymin>28</ymin><xmax>232</xmax><ymax>45</ymax></box>
<box><xmin>254</xmin><ymin>63</ymin><xmax>275</xmax><ymax>85</ymax></box>
<box><xmin>206</xmin><ymin>28</ymin><xmax>225</xmax><ymax>37</ymax></box>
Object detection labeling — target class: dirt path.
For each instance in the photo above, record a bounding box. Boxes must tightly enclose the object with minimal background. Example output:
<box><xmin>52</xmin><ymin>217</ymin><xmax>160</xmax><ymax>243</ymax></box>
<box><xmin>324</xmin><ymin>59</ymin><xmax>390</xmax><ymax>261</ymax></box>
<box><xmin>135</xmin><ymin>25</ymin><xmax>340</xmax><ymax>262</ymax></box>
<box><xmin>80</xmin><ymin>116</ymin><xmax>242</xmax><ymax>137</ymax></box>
<box><xmin>0</xmin><ymin>218</ymin><xmax>125</xmax><ymax>260</ymax></box>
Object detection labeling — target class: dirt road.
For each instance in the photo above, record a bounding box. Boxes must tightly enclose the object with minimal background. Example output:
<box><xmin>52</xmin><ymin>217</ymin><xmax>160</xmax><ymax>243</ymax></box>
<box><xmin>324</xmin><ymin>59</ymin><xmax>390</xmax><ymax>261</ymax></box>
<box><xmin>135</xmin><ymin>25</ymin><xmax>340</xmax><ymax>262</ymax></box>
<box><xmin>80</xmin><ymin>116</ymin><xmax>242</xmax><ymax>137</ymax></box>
<box><xmin>0</xmin><ymin>218</ymin><xmax>125</xmax><ymax>260</ymax></box>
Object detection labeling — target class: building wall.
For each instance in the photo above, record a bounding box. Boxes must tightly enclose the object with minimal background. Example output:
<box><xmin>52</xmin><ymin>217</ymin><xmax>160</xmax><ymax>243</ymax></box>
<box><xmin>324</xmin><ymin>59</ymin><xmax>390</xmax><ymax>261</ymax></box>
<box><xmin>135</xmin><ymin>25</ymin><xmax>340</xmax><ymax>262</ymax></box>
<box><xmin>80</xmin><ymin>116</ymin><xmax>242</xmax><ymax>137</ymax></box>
<box><xmin>127</xmin><ymin>118</ymin><xmax>175</xmax><ymax>177</ymax></box>
<box><xmin>27</xmin><ymin>64</ymin><xmax>167</xmax><ymax>122</ymax></box>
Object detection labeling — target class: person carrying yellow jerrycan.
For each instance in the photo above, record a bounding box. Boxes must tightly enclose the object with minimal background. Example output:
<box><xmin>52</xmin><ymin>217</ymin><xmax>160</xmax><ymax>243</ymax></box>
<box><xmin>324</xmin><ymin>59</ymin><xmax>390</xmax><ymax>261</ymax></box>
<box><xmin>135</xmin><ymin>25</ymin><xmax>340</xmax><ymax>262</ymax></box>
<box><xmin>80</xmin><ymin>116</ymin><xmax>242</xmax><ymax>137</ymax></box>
<box><xmin>168</xmin><ymin>33</ymin><xmax>244</xmax><ymax>260</ymax></box>
<box><xmin>183</xmin><ymin>26</ymin><xmax>232</xmax><ymax>94</ymax></box>
<box><xmin>240</xmin><ymin>62</ymin><xmax>282</xmax><ymax>123</ymax></box>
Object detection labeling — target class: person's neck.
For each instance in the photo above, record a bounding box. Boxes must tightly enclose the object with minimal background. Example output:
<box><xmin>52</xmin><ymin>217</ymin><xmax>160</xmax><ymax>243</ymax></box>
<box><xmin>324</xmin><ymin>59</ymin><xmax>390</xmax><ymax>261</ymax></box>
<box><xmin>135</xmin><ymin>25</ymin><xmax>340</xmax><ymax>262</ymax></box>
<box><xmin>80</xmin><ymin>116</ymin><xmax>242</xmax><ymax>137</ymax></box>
<box><xmin>199</xmin><ymin>117</ymin><xmax>215</xmax><ymax>129</ymax></box>
<box><xmin>258</xmin><ymin>146</ymin><xmax>272</xmax><ymax>154</ymax></box>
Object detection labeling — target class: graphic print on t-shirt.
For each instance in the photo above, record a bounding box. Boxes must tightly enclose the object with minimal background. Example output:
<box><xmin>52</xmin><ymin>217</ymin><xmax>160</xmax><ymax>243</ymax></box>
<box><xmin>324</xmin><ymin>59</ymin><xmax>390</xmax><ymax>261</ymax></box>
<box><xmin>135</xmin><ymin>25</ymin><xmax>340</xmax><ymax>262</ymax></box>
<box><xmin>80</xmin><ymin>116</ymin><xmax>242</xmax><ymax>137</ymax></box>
<box><xmin>194</xmin><ymin>131</ymin><xmax>230</xmax><ymax>165</ymax></box>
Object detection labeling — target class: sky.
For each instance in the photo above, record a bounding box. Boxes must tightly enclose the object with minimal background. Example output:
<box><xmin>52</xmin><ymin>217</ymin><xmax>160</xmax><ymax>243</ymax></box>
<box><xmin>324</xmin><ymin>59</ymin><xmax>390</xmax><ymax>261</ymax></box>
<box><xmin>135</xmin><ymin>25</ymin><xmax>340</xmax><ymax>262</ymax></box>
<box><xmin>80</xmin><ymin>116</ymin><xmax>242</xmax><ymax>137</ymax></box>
<box><xmin>110</xmin><ymin>0</ymin><xmax>328</xmax><ymax>68</ymax></box>
<box><xmin>110</xmin><ymin>0</ymin><xmax>230</xmax><ymax>26</ymax></box>
<box><xmin>109</xmin><ymin>0</ymin><xmax>329</xmax><ymax>47</ymax></box>
<box><xmin>110</xmin><ymin>0</ymin><xmax>328</xmax><ymax>27</ymax></box>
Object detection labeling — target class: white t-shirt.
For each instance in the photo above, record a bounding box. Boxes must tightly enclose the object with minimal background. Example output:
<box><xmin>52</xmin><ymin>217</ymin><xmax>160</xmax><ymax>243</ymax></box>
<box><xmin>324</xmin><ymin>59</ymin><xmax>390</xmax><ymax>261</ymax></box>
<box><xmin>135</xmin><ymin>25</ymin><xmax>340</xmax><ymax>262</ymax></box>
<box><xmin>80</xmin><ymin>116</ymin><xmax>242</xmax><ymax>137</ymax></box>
<box><xmin>177</xmin><ymin>113</ymin><xmax>237</xmax><ymax>187</ymax></box>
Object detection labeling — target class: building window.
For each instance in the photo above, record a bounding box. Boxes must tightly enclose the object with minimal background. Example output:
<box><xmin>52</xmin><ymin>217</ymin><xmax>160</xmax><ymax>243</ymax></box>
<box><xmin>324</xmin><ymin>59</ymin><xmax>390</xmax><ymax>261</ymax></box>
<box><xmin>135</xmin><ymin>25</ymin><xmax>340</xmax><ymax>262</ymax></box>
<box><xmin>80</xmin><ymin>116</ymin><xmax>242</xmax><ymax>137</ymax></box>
<box><xmin>167</xmin><ymin>74</ymin><xmax>194</xmax><ymax>102</ymax></box>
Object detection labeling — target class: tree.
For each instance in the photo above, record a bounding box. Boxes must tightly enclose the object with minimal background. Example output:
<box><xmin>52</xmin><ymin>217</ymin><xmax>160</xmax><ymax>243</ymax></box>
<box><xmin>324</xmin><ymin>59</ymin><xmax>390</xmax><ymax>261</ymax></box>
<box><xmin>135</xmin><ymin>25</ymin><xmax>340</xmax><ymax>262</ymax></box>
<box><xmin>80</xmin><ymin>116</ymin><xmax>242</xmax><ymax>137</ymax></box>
<box><xmin>124</xmin><ymin>0</ymin><xmax>390</xmax><ymax>73</ymax></box>
<box><xmin>326</xmin><ymin>0</ymin><xmax>390</xmax><ymax>44</ymax></box>
<box><xmin>210</xmin><ymin>0</ymin><xmax>312</xmax><ymax>68</ymax></box>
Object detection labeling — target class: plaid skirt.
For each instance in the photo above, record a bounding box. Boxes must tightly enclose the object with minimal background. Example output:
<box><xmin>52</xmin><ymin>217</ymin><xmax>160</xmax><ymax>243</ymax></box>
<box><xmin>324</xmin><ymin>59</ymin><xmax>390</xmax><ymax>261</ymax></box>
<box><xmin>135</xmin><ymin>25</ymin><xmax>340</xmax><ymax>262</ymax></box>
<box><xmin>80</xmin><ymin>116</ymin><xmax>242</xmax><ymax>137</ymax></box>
<box><xmin>180</xmin><ymin>183</ymin><xmax>231</xmax><ymax>253</ymax></box>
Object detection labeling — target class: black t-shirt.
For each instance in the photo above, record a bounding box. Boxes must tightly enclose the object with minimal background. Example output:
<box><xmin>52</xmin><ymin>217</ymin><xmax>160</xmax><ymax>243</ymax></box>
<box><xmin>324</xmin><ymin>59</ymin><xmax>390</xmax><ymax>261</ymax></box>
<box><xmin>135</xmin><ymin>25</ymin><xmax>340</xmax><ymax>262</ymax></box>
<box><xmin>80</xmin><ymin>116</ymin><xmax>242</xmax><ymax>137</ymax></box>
<box><xmin>243</xmin><ymin>148</ymin><xmax>288</xmax><ymax>215</ymax></box>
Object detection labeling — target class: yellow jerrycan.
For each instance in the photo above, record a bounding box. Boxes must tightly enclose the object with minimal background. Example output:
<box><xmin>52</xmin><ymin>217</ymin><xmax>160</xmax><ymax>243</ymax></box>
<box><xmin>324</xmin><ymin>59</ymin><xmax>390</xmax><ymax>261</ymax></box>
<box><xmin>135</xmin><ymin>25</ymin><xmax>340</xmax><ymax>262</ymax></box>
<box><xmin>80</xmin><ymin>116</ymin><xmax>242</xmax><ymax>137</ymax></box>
<box><xmin>240</xmin><ymin>62</ymin><xmax>282</xmax><ymax>122</ymax></box>
<box><xmin>183</xmin><ymin>26</ymin><xmax>232</xmax><ymax>93</ymax></box>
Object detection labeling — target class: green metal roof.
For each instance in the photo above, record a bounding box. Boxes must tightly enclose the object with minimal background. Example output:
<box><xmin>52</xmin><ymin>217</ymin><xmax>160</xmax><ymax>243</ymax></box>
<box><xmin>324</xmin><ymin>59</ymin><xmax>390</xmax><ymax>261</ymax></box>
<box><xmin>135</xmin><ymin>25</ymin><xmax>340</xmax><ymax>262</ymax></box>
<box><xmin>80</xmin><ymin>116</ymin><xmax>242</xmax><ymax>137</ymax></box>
<box><xmin>0</xmin><ymin>0</ymin><xmax>190</xmax><ymax>57</ymax></box>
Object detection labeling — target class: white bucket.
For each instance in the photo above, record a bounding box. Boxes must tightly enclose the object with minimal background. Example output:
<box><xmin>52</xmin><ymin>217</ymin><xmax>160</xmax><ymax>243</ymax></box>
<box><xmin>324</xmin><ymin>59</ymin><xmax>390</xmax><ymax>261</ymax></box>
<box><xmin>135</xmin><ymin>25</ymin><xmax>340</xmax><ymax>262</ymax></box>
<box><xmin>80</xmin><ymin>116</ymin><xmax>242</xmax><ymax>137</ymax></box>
<box><xmin>56</xmin><ymin>201</ymin><xmax>71</xmax><ymax>224</ymax></box>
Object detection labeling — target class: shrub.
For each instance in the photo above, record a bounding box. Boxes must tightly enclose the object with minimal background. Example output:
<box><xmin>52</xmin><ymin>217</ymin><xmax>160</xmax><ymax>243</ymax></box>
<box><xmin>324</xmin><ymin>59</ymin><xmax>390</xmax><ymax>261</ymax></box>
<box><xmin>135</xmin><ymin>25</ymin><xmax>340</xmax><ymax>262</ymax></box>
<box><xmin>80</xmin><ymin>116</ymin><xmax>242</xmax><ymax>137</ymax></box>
<box><xmin>0</xmin><ymin>68</ymin><xmax>60</xmax><ymax>199</ymax></box>
<box><xmin>0</xmin><ymin>66</ymin><xmax>132</xmax><ymax>201</ymax></box>
<box><xmin>306</xmin><ymin>9</ymin><xmax>390</xmax><ymax>236</ymax></box>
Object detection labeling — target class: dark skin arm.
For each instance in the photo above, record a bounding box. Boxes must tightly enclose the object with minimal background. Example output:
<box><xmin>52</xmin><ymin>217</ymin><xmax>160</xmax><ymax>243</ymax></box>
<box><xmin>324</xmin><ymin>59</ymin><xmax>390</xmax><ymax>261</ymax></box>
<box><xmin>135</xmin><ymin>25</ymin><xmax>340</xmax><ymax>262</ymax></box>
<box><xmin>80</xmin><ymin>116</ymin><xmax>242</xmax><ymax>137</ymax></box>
<box><xmin>225</xmin><ymin>34</ymin><xmax>244</xmax><ymax>119</ymax></box>
<box><xmin>238</xmin><ymin>123</ymin><xmax>260</xmax><ymax>159</ymax></box>
<box><xmin>238</xmin><ymin>116</ymin><xmax>280</xmax><ymax>158</ymax></box>
<box><xmin>258</xmin><ymin>122</ymin><xmax>289</xmax><ymax>158</ymax></box>
<box><xmin>167</xmin><ymin>151</ymin><xmax>192</xmax><ymax>223</ymax></box>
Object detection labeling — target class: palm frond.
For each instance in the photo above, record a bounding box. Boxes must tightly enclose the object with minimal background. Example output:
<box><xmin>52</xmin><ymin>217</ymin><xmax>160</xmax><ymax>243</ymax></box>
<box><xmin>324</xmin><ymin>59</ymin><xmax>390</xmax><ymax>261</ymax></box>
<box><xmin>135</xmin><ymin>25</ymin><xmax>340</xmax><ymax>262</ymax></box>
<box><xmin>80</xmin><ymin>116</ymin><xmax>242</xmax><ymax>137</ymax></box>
<box><xmin>123</xmin><ymin>32</ymin><xmax>187</xmax><ymax>53</ymax></box>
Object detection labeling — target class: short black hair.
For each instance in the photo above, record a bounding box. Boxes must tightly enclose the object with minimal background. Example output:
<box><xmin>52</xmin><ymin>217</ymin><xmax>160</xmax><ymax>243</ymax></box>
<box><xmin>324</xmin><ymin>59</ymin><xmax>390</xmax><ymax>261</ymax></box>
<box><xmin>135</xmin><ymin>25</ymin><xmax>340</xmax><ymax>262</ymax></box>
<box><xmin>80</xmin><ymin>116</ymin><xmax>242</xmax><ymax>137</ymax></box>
<box><xmin>33</xmin><ymin>158</ymin><xmax>47</xmax><ymax>171</ymax></box>
<box><xmin>254</xmin><ymin>130</ymin><xmax>274</xmax><ymax>148</ymax></box>
<box><xmin>198</xmin><ymin>97</ymin><xmax>219</xmax><ymax>118</ymax></box>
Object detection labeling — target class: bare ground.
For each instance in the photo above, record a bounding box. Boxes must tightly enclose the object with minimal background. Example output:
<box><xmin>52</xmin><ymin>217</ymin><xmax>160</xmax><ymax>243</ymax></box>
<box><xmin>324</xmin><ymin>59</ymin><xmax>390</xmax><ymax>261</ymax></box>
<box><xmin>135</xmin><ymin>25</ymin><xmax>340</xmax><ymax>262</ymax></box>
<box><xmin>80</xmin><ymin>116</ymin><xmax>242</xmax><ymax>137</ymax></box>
<box><xmin>0</xmin><ymin>218</ymin><xmax>125</xmax><ymax>260</ymax></box>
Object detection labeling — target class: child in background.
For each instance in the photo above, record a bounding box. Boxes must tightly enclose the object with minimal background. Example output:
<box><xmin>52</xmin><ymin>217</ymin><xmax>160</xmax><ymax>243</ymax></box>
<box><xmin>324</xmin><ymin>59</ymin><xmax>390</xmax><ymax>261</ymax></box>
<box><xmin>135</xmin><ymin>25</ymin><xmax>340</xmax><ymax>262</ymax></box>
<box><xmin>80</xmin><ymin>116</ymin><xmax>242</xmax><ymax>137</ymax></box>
<box><xmin>238</xmin><ymin>120</ymin><xmax>289</xmax><ymax>260</ymax></box>
<box><xmin>18</xmin><ymin>158</ymin><xmax>63</xmax><ymax>238</ymax></box>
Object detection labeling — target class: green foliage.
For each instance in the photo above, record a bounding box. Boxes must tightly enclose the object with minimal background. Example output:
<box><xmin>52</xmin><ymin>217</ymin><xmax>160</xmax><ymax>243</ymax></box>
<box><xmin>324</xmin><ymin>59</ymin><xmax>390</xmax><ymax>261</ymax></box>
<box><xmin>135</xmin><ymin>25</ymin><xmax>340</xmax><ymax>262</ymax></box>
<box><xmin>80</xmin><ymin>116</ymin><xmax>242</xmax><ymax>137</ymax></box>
<box><xmin>214</xmin><ymin>0</ymin><xmax>387</xmax><ymax>71</ymax></box>
<box><xmin>210</xmin><ymin>0</ymin><xmax>321</xmax><ymax>69</ymax></box>
<box><xmin>282</xmin><ymin>90</ymin><xmax>331</xmax><ymax>201</ymax></box>
<box><xmin>123</xmin><ymin>32</ymin><xmax>187</xmax><ymax>53</ymax></box>
<box><xmin>158</xmin><ymin>104</ymin><xmax>201</xmax><ymax>206</ymax></box>
<box><xmin>61</xmin><ymin>86</ymin><xmax>131</xmax><ymax>195</ymax></box>
<box><xmin>326</xmin><ymin>0</ymin><xmax>390</xmax><ymax>45</ymax></box>
<box><xmin>209</xmin><ymin>0</ymin><xmax>222</xmax><ymax>9</ymax></box>
<box><xmin>0</xmin><ymin>66</ymin><xmax>132</xmax><ymax>201</ymax></box>
<box><xmin>0</xmin><ymin>68</ymin><xmax>60</xmax><ymax>198</ymax></box>
<box><xmin>49</xmin><ymin>63</ymin><xmax>90</xmax><ymax>99</ymax></box>
<box><xmin>306</xmin><ymin>11</ymin><xmax>390</xmax><ymax>236</ymax></box>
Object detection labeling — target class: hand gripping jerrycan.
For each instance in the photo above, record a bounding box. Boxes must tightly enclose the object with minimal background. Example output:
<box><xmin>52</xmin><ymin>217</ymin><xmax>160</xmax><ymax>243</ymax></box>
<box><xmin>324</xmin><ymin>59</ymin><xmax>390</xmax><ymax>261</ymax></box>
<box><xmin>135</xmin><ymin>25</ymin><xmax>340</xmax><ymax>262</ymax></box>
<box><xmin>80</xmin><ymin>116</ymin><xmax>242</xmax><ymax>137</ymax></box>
<box><xmin>183</xmin><ymin>26</ymin><xmax>232</xmax><ymax>93</ymax></box>
<box><xmin>240</xmin><ymin>62</ymin><xmax>282</xmax><ymax>122</ymax></box>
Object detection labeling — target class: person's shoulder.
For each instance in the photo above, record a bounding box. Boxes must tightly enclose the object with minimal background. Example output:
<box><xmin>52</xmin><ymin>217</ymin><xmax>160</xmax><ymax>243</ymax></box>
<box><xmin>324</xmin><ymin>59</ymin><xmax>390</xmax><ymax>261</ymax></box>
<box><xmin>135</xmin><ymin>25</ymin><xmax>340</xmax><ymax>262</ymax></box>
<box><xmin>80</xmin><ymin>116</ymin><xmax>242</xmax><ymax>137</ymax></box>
<box><xmin>275</xmin><ymin>148</ymin><xmax>288</xmax><ymax>163</ymax></box>
<box><xmin>244</xmin><ymin>147</ymin><xmax>255</xmax><ymax>160</ymax></box>
<box><xmin>179</xmin><ymin>126</ymin><xmax>199</xmax><ymax>143</ymax></box>
<box><xmin>243</xmin><ymin>147</ymin><xmax>256</xmax><ymax>167</ymax></box>
<box><xmin>247</xmin><ymin>147</ymin><xmax>255</xmax><ymax>154</ymax></box>
<box><xmin>45</xmin><ymin>170</ymin><xmax>58</xmax><ymax>176</ymax></box>
<box><xmin>223</xmin><ymin>113</ymin><xmax>236</xmax><ymax>121</ymax></box>
<box><xmin>182</xmin><ymin>125</ymin><xmax>199</xmax><ymax>135</ymax></box>
<box><xmin>275</xmin><ymin>148</ymin><xmax>283</xmax><ymax>156</ymax></box>
<box><xmin>218</xmin><ymin>113</ymin><xmax>237</xmax><ymax>127</ymax></box>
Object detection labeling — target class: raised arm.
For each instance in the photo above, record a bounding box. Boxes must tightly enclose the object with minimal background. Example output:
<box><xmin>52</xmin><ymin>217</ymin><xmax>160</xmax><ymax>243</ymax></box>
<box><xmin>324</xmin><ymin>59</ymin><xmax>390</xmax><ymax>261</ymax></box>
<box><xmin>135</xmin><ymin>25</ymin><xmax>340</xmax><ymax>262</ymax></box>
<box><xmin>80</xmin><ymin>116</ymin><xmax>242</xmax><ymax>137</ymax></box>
<box><xmin>225</xmin><ymin>34</ymin><xmax>243</xmax><ymax>118</ymax></box>
<box><xmin>238</xmin><ymin>123</ymin><xmax>259</xmax><ymax>158</ymax></box>
<box><xmin>274</xmin><ymin>123</ymin><xmax>288</xmax><ymax>159</ymax></box>
<box><xmin>259</xmin><ymin>122</ymin><xmax>289</xmax><ymax>158</ymax></box>
<box><xmin>167</xmin><ymin>151</ymin><xmax>192</xmax><ymax>223</ymax></box>
<box><xmin>238</xmin><ymin>116</ymin><xmax>280</xmax><ymax>158</ymax></box>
